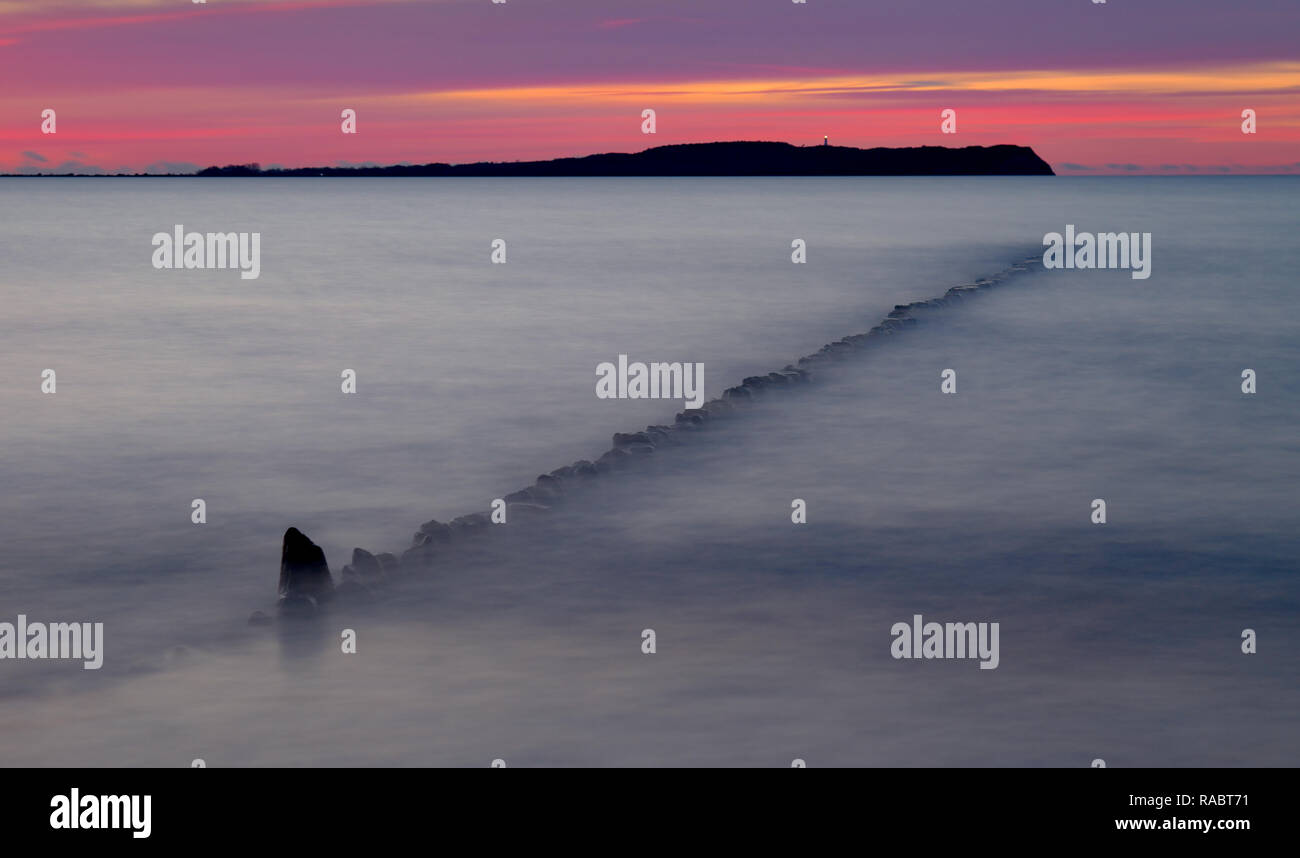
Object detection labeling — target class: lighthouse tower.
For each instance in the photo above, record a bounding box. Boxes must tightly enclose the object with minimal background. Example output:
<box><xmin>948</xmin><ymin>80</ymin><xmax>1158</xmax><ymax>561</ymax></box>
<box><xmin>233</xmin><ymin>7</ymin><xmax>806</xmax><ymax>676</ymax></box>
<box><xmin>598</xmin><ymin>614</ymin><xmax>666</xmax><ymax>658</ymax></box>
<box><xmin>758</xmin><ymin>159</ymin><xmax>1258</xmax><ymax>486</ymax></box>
<box><xmin>823</xmin><ymin>135</ymin><xmax>829</xmax><ymax>146</ymax></box>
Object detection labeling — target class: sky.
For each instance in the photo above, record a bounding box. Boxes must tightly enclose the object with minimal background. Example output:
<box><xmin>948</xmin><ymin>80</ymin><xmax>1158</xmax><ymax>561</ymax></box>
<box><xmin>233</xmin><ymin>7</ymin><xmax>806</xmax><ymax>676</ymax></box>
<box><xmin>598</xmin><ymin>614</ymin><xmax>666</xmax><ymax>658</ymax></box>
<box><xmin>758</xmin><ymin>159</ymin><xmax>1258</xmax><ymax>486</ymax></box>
<box><xmin>1</xmin><ymin>0</ymin><xmax>1297</xmax><ymax>174</ymax></box>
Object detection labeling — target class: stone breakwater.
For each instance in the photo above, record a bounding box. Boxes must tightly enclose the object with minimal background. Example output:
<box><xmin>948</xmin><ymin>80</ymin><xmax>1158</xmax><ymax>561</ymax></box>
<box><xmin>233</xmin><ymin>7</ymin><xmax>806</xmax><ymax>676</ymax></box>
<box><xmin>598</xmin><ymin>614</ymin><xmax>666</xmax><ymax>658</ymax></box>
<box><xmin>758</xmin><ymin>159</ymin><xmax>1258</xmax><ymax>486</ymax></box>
<box><xmin>266</xmin><ymin>258</ymin><xmax>1037</xmax><ymax>619</ymax></box>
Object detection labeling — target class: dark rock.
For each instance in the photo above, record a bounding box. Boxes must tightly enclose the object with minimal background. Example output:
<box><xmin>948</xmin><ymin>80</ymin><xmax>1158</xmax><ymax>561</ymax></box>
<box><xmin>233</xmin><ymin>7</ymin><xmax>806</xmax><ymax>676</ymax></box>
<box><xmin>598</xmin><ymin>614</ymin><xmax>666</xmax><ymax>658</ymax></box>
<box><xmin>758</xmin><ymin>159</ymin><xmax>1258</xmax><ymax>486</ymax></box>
<box><xmin>376</xmin><ymin>553</ymin><xmax>400</xmax><ymax>575</ymax></box>
<box><xmin>533</xmin><ymin>474</ymin><xmax>563</xmax><ymax>499</ymax></box>
<box><xmin>503</xmin><ymin>488</ymin><xmax>536</xmax><ymax>504</ymax></box>
<box><xmin>413</xmin><ymin>518</ymin><xmax>452</xmax><ymax>547</ymax></box>
<box><xmin>722</xmin><ymin>386</ymin><xmax>751</xmax><ymax>401</ymax></box>
<box><xmin>596</xmin><ymin>447</ymin><xmax>632</xmax><ymax>469</ymax></box>
<box><xmin>450</xmin><ymin>512</ymin><xmax>491</xmax><ymax>532</ymax></box>
<box><xmin>342</xmin><ymin>547</ymin><xmax>383</xmax><ymax>583</ymax></box>
<box><xmin>644</xmin><ymin>424</ymin><xmax>677</xmax><ymax>443</ymax></box>
<box><xmin>401</xmin><ymin>542</ymin><xmax>436</xmax><ymax>568</ymax></box>
<box><xmin>612</xmin><ymin>431</ymin><xmax>652</xmax><ymax>448</ymax></box>
<box><xmin>278</xmin><ymin>527</ymin><xmax>333</xmax><ymax>603</ymax></box>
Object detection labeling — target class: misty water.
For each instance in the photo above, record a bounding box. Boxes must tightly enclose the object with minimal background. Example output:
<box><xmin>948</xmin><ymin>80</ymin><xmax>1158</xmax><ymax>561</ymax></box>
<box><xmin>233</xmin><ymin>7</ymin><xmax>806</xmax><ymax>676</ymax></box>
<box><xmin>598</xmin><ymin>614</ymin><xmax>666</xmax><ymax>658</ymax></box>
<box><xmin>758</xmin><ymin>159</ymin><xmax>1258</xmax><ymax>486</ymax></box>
<box><xmin>1</xmin><ymin>177</ymin><xmax>1296</xmax><ymax>766</ymax></box>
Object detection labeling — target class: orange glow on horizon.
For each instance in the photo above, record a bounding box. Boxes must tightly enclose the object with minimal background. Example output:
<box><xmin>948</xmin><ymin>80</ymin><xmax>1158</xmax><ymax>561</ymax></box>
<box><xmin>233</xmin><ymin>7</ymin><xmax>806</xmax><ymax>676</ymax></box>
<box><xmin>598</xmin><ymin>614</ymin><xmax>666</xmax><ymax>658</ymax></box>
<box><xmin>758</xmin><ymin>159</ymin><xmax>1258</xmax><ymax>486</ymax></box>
<box><xmin>3</xmin><ymin>62</ymin><xmax>1297</xmax><ymax>174</ymax></box>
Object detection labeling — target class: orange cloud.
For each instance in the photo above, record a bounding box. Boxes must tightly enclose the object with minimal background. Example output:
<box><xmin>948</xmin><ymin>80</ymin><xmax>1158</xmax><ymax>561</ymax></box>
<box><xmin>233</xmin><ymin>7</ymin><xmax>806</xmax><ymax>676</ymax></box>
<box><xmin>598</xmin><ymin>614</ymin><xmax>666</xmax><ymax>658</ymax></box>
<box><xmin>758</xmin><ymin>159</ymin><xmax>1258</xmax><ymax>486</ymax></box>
<box><xmin>401</xmin><ymin>62</ymin><xmax>1300</xmax><ymax>105</ymax></box>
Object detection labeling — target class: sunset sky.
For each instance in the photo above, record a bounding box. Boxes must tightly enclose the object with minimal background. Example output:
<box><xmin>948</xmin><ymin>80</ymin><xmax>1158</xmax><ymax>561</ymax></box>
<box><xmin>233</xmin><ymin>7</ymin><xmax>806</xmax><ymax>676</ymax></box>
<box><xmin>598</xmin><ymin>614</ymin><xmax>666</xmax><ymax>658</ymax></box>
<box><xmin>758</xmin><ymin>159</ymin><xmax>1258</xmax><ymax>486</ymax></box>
<box><xmin>2</xmin><ymin>0</ymin><xmax>1297</xmax><ymax>174</ymax></box>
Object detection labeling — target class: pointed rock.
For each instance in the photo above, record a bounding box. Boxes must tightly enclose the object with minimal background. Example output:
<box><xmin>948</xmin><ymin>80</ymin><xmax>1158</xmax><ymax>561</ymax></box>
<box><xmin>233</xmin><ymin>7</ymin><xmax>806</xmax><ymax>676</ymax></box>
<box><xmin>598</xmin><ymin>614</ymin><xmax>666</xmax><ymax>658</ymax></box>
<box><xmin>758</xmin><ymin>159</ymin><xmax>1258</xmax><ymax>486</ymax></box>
<box><xmin>278</xmin><ymin>527</ymin><xmax>334</xmax><ymax>603</ymax></box>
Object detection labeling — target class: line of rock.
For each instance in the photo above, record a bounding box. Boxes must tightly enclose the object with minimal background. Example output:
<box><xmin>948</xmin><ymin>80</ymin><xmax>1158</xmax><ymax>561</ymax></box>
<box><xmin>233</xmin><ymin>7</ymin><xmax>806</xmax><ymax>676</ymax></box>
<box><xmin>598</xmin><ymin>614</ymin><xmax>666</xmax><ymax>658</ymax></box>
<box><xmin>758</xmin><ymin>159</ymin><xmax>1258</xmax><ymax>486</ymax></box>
<box><xmin>267</xmin><ymin>259</ymin><xmax>1035</xmax><ymax>619</ymax></box>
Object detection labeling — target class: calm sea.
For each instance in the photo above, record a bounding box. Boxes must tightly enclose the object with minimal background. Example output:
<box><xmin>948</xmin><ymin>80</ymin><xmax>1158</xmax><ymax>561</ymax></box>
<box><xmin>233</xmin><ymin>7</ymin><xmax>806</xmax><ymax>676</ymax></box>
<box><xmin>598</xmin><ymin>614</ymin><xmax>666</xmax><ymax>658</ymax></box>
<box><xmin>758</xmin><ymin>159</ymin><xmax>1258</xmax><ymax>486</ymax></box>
<box><xmin>0</xmin><ymin>177</ymin><xmax>1295</xmax><ymax>765</ymax></box>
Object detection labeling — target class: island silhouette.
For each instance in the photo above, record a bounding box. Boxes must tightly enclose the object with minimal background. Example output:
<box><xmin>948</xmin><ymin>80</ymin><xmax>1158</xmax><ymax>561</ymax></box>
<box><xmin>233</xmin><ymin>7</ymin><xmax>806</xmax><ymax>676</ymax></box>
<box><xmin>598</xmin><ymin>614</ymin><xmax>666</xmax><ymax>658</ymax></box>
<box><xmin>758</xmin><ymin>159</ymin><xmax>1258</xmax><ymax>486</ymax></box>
<box><xmin>193</xmin><ymin>141</ymin><xmax>1054</xmax><ymax>177</ymax></box>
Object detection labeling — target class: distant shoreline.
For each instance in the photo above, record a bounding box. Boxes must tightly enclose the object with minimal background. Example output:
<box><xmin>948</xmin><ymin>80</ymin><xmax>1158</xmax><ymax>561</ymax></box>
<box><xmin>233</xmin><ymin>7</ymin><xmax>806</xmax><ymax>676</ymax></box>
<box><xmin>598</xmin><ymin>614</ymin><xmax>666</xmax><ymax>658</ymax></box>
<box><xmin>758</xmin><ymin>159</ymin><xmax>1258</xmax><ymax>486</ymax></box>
<box><xmin>1</xmin><ymin>141</ymin><xmax>1056</xmax><ymax>177</ymax></box>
